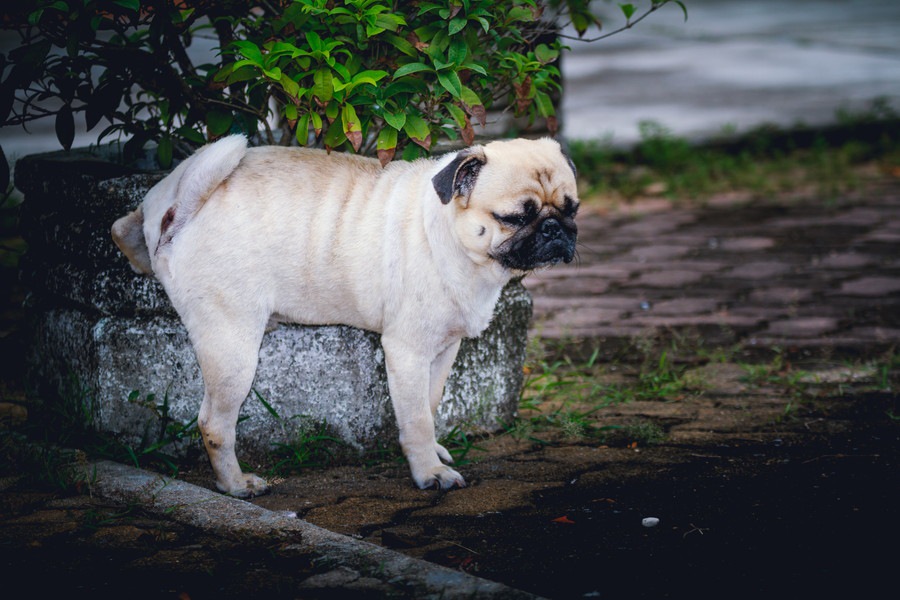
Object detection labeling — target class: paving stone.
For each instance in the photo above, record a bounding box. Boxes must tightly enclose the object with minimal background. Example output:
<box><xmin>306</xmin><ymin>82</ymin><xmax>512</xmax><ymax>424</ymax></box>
<box><xmin>859</xmin><ymin>228</ymin><xmax>900</xmax><ymax>243</ymax></box>
<box><xmin>525</xmin><ymin>263</ymin><xmax>635</xmax><ymax>281</ymax></box>
<box><xmin>625</xmin><ymin>245</ymin><xmax>692</xmax><ymax>263</ymax></box>
<box><xmin>761</xmin><ymin>317</ymin><xmax>839</xmax><ymax>338</ymax></box>
<box><xmin>837</xmin><ymin>276</ymin><xmax>900</xmax><ymax>296</ymax></box>
<box><xmin>611</xmin><ymin>212</ymin><xmax>695</xmax><ymax>237</ymax></box>
<box><xmin>827</xmin><ymin>207</ymin><xmax>888</xmax><ymax>227</ymax></box>
<box><xmin>528</xmin><ymin>278</ymin><xmax>612</xmax><ymax>296</ymax></box>
<box><xmin>625</xmin><ymin>269</ymin><xmax>706</xmax><ymax>288</ymax></box>
<box><xmin>725</xmin><ymin>261</ymin><xmax>792</xmax><ymax>280</ymax></box>
<box><xmin>531</xmin><ymin>295</ymin><xmax>642</xmax><ymax>313</ymax></box>
<box><xmin>646</xmin><ymin>298</ymin><xmax>721</xmax><ymax>316</ymax></box>
<box><xmin>528</xmin><ymin>324</ymin><xmax>651</xmax><ymax>341</ymax></box>
<box><xmin>815</xmin><ymin>252</ymin><xmax>878</xmax><ymax>269</ymax></box>
<box><xmin>747</xmin><ymin>287</ymin><xmax>814</xmax><ymax>305</ymax></box>
<box><xmin>716</xmin><ymin>237</ymin><xmax>776</xmax><ymax>252</ymax></box>
<box><xmin>648</xmin><ymin>260</ymin><xmax>728</xmax><ymax>274</ymax></box>
<box><xmin>627</xmin><ymin>314</ymin><xmax>766</xmax><ymax>330</ymax></box>
<box><xmin>534</xmin><ymin>307</ymin><xmax>624</xmax><ymax>329</ymax></box>
<box><xmin>844</xmin><ymin>326</ymin><xmax>900</xmax><ymax>344</ymax></box>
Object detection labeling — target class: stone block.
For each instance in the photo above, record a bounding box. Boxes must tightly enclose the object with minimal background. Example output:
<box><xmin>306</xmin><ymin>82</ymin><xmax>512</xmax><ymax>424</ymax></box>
<box><xmin>16</xmin><ymin>145</ymin><xmax>534</xmax><ymax>461</ymax></box>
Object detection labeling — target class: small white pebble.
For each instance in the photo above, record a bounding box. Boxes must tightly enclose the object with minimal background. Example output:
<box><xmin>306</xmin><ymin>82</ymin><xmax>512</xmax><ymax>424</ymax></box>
<box><xmin>642</xmin><ymin>517</ymin><xmax>660</xmax><ymax>528</ymax></box>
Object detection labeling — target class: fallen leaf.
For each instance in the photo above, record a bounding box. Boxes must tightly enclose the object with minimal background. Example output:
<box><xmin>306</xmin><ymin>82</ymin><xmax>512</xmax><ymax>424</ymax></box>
<box><xmin>552</xmin><ymin>515</ymin><xmax>575</xmax><ymax>524</ymax></box>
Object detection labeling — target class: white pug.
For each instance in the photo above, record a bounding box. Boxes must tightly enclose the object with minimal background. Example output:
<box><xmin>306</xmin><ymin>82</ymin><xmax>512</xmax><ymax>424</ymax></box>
<box><xmin>112</xmin><ymin>135</ymin><xmax>578</xmax><ymax>497</ymax></box>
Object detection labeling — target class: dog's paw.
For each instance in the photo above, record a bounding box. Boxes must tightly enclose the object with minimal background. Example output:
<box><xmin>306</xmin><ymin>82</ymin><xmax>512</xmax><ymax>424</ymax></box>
<box><xmin>217</xmin><ymin>473</ymin><xmax>271</xmax><ymax>498</ymax></box>
<box><xmin>435</xmin><ymin>442</ymin><xmax>454</xmax><ymax>464</ymax></box>
<box><xmin>415</xmin><ymin>465</ymin><xmax>467</xmax><ymax>490</ymax></box>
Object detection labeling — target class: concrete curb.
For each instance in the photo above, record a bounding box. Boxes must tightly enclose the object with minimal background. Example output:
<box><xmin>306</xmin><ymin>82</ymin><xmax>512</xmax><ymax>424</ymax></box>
<box><xmin>78</xmin><ymin>459</ymin><xmax>542</xmax><ymax>599</ymax></box>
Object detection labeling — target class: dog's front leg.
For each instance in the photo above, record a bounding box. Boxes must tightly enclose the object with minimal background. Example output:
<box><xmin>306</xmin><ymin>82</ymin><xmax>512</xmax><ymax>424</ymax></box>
<box><xmin>429</xmin><ymin>339</ymin><xmax>462</xmax><ymax>465</ymax></box>
<box><xmin>382</xmin><ymin>335</ymin><xmax>466</xmax><ymax>490</ymax></box>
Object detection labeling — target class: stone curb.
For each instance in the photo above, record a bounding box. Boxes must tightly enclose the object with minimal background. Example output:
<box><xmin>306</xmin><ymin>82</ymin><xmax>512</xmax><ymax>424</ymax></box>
<box><xmin>77</xmin><ymin>458</ymin><xmax>542</xmax><ymax>600</ymax></box>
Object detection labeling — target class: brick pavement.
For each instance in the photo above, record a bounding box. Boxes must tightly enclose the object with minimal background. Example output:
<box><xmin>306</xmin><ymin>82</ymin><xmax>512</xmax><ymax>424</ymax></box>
<box><xmin>524</xmin><ymin>183</ymin><xmax>900</xmax><ymax>358</ymax></box>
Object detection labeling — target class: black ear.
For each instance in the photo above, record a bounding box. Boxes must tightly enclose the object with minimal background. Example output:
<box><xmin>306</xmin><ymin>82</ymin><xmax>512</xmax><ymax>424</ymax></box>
<box><xmin>432</xmin><ymin>147</ymin><xmax>486</xmax><ymax>206</ymax></box>
<box><xmin>562</xmin><ymin>149</ymin><xmax>577</xmax><ymax>178</ymax></box>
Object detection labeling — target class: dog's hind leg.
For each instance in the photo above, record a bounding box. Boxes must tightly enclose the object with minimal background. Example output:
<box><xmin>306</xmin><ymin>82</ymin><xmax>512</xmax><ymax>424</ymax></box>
<box><xmin>188</xmin><ymin>316</ymin><xmax>269</xmax><ymax>498</ymax></box>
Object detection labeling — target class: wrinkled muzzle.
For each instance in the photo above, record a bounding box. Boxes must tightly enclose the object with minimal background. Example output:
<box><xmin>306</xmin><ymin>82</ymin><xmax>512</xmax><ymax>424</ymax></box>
<box><xmin>497</xmin><ymin>217</ymin><xmax>577</xmax><ymax>271</ymax></box>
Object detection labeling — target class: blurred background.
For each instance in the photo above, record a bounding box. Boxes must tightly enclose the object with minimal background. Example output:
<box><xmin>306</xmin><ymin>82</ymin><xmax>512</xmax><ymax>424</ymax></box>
<box><xmin>561</xmin><ymin>0</ymin><xmax>900</xmax><ymax>146</ymax></box>
<box><xmin>2</xmin><ymin>0</ymin><xmax>900</xmax><ymax>161</ymax></box>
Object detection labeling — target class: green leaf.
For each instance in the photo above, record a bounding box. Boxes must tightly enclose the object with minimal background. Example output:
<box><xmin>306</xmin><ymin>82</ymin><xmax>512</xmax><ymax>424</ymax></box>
<box><xmin>534</xmin><ymin>44</ymin><xmax>559</xmax><ymax>64</ymax></box>
<box><xmin>224</xmin><ymin>65</ymin><xmax>259</xmax><ymax>84</ymax></box>
<box><xmin>306</xmin><ymin>31</ymin><xmax>323</xmax><ymax>53</ymax></box>
<box><xmin>341</xmin><ymin>103</ymin><xmax>363</xmax><ymax>152</ymax></box>
<box><xmin>312</xmin><ymin>69</ymin><xmax>334</xmax><ymax>102</ymax></box>
<box><xmin>233</xmin><ymin>41</ymin><xmax>264</xmax><ymax>66</ymax></box>
<box><xmin>619</xmin><ymin>3</ymin><xmax>636</xmax><ymax>20</ymax></box>
<box><xmin>374</xmin><ymin>13</ymin><xmax>406</xmax><ymax>32</ymax></box>
<box><xmin>207</xmin><ymin>110</ymin><xmax>233</xmax><ymax>136</ymax></box>
<box><xmin>437</xmin><ymin>70</ymin><xmax>462</xmax><ymax>98</ymax></box>
<box><xmin>459</xmin><ymin>85</ymin><xmax>482</xmax><ymax>109</ymax></box>
<box><xmin>325</xmin><ymin>102</ymin><xmax>339</xmax><ymax>122</ymax></box>
<box><xmin>113</xmin><ymin>0</ymin><xmax>140</xmax><ymax>11</ymax></box>
<box><xmin>673</xmin><ymin>1</ymin><xmax>689</xmax><ymax>21</ymax></box>
<box><xmin>156</xmin><ymin>137</ymin><xmax>173</xmax><ymax>169</ymax></box>
<box><xmin>403</xmin><ymin>114</ymin><xmax>431</xmax><ymax>150</ymax></box>
<box><xmin>445</xmin><ymin>103</ymin><xmax>467</xmax><ymax>128</ymax></box>
<box><xmin>175</xmin><ymin>126</ymin><xmax>205</xmax><ymax>145</ymax></box>
<box><xmin>447</xmin><ymin>38</ymin><xmax>467</xmax><ymax>67</ymax></box>
<box><xmin>393</xmin><ymin>62</ymin><xmax>431</xmax><ymax>78</ymax></box>
<box><xmin>448</xmin><ymin>17</ymin><xmax>467</xmax><ymax>35</ymax></box>
<box><xmin>402</xmin><ymin>143</ymin><xmax>426</xmax><ymax>161</ymax></box>
<box><xmin>284</xmin><ymin>103</ymin><xmax>298</xmax><ymax>122</ymax></box>
<box><xmin>376</xmin><ymin>126</ymin><xmax>398</xmax><ymax>150</ymax></box>
<box><xmin>376</xmin><ymin>126</ymin><xmax>398</xmax><ymax>166</ymax></box>
<box><xmin>384</xmin><ymin>33</ymin><xmax>416</xmax><ymax>57</ymax></box>
<box><xmin>382</xmin><ymin>110</ymin><xmax>406</xmax><ymax>131</ymax></box>
<box><xmin>295</xmin><ymin>113</ymin><xmax>310</xmax><ymax>145</ymax></box>
<box><xmin>310</xmin><ymin>111</ymin><xmax>323</xmax><ymax>136</ymax></box>
<box><xmin>534</xmin><ymin>91</ymin><xmax>555</xmax><ymax>118</ymax></box>
<box><xmin>323</xmin><ymin>118</ymin><xmax>347</xmax><ymax>150</ymax></box>
<box><xmin>507</xmin><ymin>6</ymin><xmax>534</xmax><ymax>22</ymax></box>
<box><xmin>279</xmin><ymin>73</ymin><xmax>301</xmax><ymax>98</ymax></box>
<box><xmin>55</xmin><ymin>104</ymin><xmax>74</xmax><ymax>151</ymax></box>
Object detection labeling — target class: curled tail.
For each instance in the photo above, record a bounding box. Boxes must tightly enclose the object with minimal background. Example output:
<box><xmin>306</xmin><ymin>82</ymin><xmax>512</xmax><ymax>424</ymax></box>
<box><xmin>111</xmin><ymin>134</ymin><xmax>248</xmax><ymax>274</ymax></box>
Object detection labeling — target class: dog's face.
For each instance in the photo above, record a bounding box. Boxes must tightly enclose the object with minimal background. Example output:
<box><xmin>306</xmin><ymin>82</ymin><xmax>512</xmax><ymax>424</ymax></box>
<box><xmin>432</xmin><ymin>138</ymin><xmax>578</xmax><ymax>272</ymax></box>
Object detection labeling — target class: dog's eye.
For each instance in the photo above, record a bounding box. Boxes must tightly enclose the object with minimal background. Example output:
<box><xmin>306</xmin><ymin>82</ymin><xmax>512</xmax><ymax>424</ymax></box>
<box><xmin>494</xmin><ymin>200</ymin><xmax>539</xmax><ymax>228</ymax></box>
<box><xmin>562</xmin><ymin>196</ymin><xmax>579</xmax><ymax>218</ymax></box>
<box><xmin>494</xmin><ymin>213</ymin><xmax>529</xmax><ymax>227</ymax></box>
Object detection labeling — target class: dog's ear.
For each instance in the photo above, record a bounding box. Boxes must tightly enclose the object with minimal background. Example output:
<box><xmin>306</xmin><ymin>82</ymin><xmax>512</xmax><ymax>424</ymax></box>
<box><xmin>563</xmin><ymin>151</ymin><xmax>577</xmax><ymax>179</ymax></box>
<box><xmin>432</xmin><ymin>146</ymin><xmax>486</xmax><ymax>207</ymax></box>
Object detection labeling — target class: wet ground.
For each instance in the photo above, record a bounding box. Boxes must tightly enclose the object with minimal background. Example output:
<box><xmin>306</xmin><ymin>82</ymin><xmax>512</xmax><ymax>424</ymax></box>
<box><xmin>3</xmin><ymin>180</ymin><xmax>899</xmax><ymax>598</ymax></box>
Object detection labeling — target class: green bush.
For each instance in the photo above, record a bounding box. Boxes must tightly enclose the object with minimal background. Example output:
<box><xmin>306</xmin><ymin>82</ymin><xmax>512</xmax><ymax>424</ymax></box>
<box><xmin>1</xmin><ymin>0</ymin><xmax>683</xmax><ymax>168</ymax></box>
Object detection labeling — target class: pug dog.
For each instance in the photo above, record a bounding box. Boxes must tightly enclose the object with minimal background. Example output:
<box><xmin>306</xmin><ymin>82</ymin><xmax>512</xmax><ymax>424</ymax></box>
<box><xmin>111</xmin><ymin>135</ymin><xmax>578</xmax><ymax>497</ymax></box>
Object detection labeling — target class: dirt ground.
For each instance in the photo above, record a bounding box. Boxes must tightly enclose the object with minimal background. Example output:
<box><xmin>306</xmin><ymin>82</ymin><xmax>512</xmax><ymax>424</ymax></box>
<box><xmin>233</xmin><ymin>363</ymin><xmax>900</xmax><ymax>598</ymax></box>
<box><xmin>4</xmin><ymin>354</ymin><xmax>897</xmax><ymax>599</ymax></box>
<box><xmin>2</xmin><ymin>183</ymin><xmax>900</xmax><ymax>598</ymax></box>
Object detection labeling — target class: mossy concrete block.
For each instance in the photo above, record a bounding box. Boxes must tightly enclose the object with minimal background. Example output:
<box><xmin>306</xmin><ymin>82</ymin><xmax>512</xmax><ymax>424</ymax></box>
<box><xmin>26</xmin><ymin>283</ymin><xmax>530</xmax><ymax>461</ymax></box>
<box><xmin>17</xmin><ymin>145</ymin><xmax>533</xmax><ymax>462</ymax></box>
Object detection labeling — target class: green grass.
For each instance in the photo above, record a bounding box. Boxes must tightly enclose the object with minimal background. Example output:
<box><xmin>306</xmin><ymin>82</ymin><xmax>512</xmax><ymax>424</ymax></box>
<box><xmin>510</xmin><ymin>339</ymin><xmax>691</xmax><ymax>445</ymax></box>
<box><xmin>569</xmin><ymin>100</ymin><xmax>900</xmax><ymax>204</ymax></box>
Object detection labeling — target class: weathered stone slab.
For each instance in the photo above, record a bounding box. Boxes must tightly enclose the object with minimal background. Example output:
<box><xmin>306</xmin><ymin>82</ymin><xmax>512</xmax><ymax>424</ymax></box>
<box><xmin>25</xmin><ymin>283</ymin><xmax>531</xmax><ymax>461</ymax></box>
<box><xmin>16</xmin><ymin>145</ymin><xmax>534</xmax><ymax>462</ymax></box>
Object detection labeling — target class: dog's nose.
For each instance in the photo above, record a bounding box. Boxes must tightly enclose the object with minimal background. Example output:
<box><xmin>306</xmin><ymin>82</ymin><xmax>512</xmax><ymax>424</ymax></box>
<box><xmin>540</xmin><ymin>218</ymin><xmax>562</xmax><ymax>240</ymax></box>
